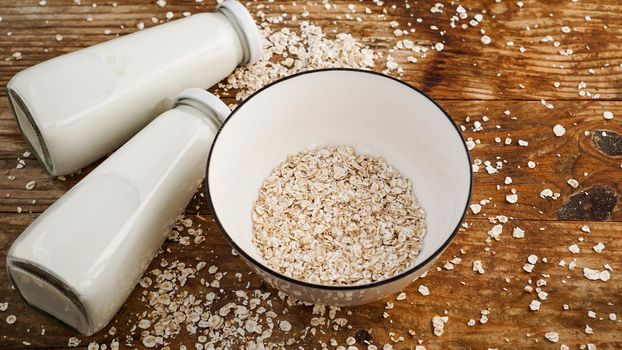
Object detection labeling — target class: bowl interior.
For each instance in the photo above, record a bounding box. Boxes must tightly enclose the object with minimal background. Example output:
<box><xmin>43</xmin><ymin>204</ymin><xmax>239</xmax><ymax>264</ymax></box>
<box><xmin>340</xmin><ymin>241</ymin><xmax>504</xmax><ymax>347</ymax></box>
<box><xmin>207</xmin><ymin>69</ymin><xmax>471</xmax><ymax>285</ymax></box>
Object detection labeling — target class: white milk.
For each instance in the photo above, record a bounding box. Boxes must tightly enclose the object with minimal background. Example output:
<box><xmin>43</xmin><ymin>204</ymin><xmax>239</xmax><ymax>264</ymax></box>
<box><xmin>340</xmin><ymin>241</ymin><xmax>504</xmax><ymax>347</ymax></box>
<box><xmin>7</xmin><ymin>89</ymin><xmax>230</xmax><ymax>335</ymax></box>
<box><xmin>7</xmin><ymin>0</ymin><xmax>261</xmax><ymax>176</ymax></box>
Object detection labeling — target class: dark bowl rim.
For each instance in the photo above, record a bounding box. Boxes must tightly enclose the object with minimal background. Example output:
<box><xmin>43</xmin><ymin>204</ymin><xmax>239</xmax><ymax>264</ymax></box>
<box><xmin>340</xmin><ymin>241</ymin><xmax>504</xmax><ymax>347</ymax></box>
<box><xmin>205</xmin><ymin>68</ymin><xmax>473</xmax><ymax>291</ymax></box>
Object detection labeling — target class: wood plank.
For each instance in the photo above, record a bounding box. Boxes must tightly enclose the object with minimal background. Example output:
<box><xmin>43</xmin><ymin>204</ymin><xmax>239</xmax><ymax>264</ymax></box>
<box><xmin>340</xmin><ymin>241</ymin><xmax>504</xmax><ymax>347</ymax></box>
<box><xmin>1</xmin><ymin>99</ymin><xmax>620</xmax><ymax>222</ymax></box>
<box><xmin>0</xmin><ymin>213</ymin><xmax>620</xmax><ymax>349</ymax></box>
<box><xmin>1</xmin><ymin>0</ymin><xmax>622</xmax><ymax>100</ymax></box>
<box><xmin>1</xmin><ymin>0</ymin><xmax>622</xmax><ymax>349</ymax></box>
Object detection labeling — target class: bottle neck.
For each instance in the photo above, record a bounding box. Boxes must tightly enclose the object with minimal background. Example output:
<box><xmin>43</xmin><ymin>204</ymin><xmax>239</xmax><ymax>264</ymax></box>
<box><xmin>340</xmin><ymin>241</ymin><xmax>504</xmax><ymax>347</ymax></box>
<box><xmin>172</xmin><ymin>88</ymin><xmax>230</xmax><ymax>131</ymax></box>
<box><xmin>215</xmin><ymin>0</ymin><xmax>263</xmax><ymax>65</ymax></box>
<box><xmin>218</xmin><ymin>7</ymin><xmax>251</xmax><ymax>65</ymax></box>
<box><xmin>173</xmin><ymin>100</ymin><xmax>224</xmax><ymax>131</ymax></box>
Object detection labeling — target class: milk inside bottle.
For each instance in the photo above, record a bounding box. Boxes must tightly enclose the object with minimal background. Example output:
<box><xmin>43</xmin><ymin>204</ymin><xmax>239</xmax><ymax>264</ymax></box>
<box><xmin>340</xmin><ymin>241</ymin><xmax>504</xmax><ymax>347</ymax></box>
<box><xmin>7</xmin><ymin>88</ymin><xmax>230</xmax><ymax>335</ymax></box>
<box><xmin>7</xmin><ymin>0</ymin><xmax>262</xmax><ymax>176</ymax></box>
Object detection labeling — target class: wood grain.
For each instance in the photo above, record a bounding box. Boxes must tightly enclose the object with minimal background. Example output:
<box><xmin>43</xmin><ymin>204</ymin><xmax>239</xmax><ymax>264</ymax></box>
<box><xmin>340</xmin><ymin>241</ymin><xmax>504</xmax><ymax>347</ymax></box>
<box><xmin>0</xmin><ymin>214</ymin><xmax>621</xmax><ymax>349</ymax></box>
<box><xmin>0</xmin><ymin>0</ymin><xmax>621</xmax><ymax>349</ymax></box>
<box><xmin>2</xmin><ymin>98</ymin><xmax>620</xmax><ymax>221</ymax></box>
<box><xmin>1</xmin><ymin>1</ymin><xmax>622</xmax><ymax>100</ymax></box>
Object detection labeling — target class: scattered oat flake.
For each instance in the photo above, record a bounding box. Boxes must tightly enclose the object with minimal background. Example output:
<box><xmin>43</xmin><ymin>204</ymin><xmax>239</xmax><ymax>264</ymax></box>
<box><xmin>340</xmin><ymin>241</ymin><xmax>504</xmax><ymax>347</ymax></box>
<box><xmin>418</xmin><ymin>285</ymin><xmax>430</xmax><ymax>296</ymax></box>
<box><xmin>279</xmin><ymin>320</ymin><xmax>292</xmax><ymax>332</ymax></box>
<box><xmin>527</xmin><ymin>255</ymin><xmax>538</xmax><ymax>264</ymax></box>
<box><xmin>540</xmin><ymin>188</ymin><xmax>559</xmax><ymax>199</ymax></box>
<box><xmin>488</xmin><ymin>224</ymin><xmax>503</xmax><ymax>241</ymax></box>
<box><xmin>583</xmin><ymin>267</ymin><xmax>610</xmax><ymax>281</ymax></box>
<box><xmin>553</xmin><ymin>124</ymin><xmax>566</xmax><ymax>136</ymax></box>
<box><xmin>545</xmin><ymin>331</ymin><xmax>560</xmax><ymax>343</ymax></box>
<box><xmin>141</xmin><ymin>335</ymin><xmax>156</xmax><ymax>348</ymax></box>
<box><xmin>431</xmin><ymin>315</ymin><xmax>447</xmax><ymax>336</ymax></box>
<box><xmin>541</xmin><ymin>99</ymin><xmax>554</xmax><ymax>109</ymax></box>
<box><xmin>512</xmin><ymin>227</ymin><xmax>525</xmax><ymax>239</ymax></box>
<box><xmin>568</xmin><ymin>244</ymin><xmax>580</xmax><ymax>254</ymax></box>
<box><xmin>223</xmin><ymin>23</ymin><xmax>377</xmax><ymax>102</ymax></box>
<box><xmin>473</xmin><ymin>260</ymin><xmax>485</xmax><ymax>274</ymax></box>
<box><xmin>139</xmin><ymin>276</ymin><xmax>152</xmax><ymax>288</ymax></box>
<box><xmin>469</xmin><ymin>203</ymin><xmax>481</xmax><ymax>214</ymax></box>
<box><xmin>346</xmin><ymin>336</ymin><xmax>356</xmax><ymax>346</ymax></box>
<box><xmin>68</xmin><ymin>337</ymin><xmax>80</xmax><ymax>347</ymax></box>
<box><xmin>138</xmin><ymin>319</ymin><xmax>151</xmax><ymax>329</ymax></box>
<box><xmin>592</xmin><ymin>242</ymin><xmax>605</xmax><ymax>253</ymax></box>
<box><xmin>567</xmin><ymin>179</ymin><xmax>579</xmax><ymax>188</ymax></box>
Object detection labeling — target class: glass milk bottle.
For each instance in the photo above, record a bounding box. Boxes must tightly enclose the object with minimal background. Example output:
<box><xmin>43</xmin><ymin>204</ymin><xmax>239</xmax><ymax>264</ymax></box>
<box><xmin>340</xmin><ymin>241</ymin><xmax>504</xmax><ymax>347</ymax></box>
<box><xmin>7</xmin><ymin>0</ymin><xmax>261</xmax><ymax>176</ymax></box>
<box><xmin>7</xmin><ymin>88</ymin><xmax>229</xmax><ymax>336</ymax></box>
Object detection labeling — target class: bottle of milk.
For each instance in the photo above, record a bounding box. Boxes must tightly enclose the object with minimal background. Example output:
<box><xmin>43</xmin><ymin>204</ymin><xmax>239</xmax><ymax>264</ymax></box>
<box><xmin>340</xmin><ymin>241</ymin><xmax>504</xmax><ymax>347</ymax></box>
<box><xmin>7</xmin><ymin>88</ymin><xmax>229</xmax><ymax>336</ymax></box>
<box><xmin>7</xmin><ymin>0</ymin><xmax>261</xmax><ymax>176</ymax></box>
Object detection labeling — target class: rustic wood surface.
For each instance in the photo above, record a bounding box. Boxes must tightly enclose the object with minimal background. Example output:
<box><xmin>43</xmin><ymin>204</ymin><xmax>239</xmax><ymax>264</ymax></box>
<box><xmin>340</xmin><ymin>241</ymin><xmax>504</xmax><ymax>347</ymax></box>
<box><xmin>1</xmin><ymin>0</ymin><xmax>621</xmax><ymax>349</ymax></box>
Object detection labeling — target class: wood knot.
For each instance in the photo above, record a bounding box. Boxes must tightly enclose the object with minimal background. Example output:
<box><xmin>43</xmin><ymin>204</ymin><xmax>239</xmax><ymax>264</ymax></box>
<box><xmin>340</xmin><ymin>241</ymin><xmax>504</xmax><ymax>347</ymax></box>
<box><xmin>355</xmin><ymin>329</ymin><xmax>373</xmax><ymax>345</ymax></box>
<box><xmin>592</xmin><ymin>130</ymin><xmax>622</xmax><ymax>157</ymax></box>
<box><xmin>259</xmin><ymin>280</ymin><xmax>269</xmax><ymax>290</ymax></box>
<box><xmin>557</xmin><ymin>185</ymin><xmax>618</xmax><ymax>221</ymax></box>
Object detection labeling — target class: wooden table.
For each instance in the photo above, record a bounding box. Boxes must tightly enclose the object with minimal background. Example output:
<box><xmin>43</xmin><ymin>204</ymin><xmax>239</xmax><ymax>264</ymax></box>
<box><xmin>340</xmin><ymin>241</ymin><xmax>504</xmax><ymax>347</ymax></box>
<box><xmin>1</xmin><ymin>0</ymin><xmax>621</xmax><ymax>349</ymax></box>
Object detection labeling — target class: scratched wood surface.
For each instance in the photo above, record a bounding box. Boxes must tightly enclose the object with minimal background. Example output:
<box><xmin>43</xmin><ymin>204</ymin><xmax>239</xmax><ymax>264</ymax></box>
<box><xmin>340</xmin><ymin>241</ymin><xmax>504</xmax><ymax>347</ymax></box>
<box><xmin>0</xmin><ymin>0</ymin><xmax>621</xmax><ymax>349</ymax></box>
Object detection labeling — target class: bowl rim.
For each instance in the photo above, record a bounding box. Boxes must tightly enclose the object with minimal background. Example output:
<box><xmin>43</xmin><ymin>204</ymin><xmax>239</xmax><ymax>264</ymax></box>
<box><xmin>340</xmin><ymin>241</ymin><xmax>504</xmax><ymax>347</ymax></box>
<box><xmin>205</xmin><ymin>68</ymin><xmax>473</xmax><ymax>291</ymax></box>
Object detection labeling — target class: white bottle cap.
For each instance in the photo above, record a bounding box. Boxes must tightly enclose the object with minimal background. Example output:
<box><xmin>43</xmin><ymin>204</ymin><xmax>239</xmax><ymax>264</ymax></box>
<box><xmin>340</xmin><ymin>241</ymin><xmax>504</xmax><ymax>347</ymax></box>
<box><xmin>217</xmin><ymin>0</ymin><xmax>263</xmax><ymax>65</ymax></box>
<box><xmin>173</xmin><ymin>88</ymin><xmax>231</xmax><ymax>124</ymax></box>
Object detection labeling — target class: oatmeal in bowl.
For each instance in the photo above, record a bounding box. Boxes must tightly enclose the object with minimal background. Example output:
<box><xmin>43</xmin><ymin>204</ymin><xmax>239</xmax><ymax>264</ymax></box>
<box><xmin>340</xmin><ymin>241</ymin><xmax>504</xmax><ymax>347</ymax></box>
<box><xmin>206</xmin><ymin>69</ymin><xmax>471</xmax><ymax>305</ymax></box>
<box><xmin>252</xmin><ymin>145</ymin><xmax>426</xmax><ymax>286</ymax></box>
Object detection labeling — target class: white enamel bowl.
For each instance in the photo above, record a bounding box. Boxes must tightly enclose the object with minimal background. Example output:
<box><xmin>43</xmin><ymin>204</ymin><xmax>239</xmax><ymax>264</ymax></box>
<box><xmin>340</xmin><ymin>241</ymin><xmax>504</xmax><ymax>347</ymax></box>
<box><xmin>206</xmin><ymin>69</ymin><xmax>472</xmax><ymax>305</ymax></box>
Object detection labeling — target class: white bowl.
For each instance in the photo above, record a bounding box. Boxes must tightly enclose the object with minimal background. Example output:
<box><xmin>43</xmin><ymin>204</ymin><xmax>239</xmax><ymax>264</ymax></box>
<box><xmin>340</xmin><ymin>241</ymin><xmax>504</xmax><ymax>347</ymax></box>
<box><xmin>206</xmin><ymin>69</ymin><xmax>472</xmax><ymax>305</ymax></box>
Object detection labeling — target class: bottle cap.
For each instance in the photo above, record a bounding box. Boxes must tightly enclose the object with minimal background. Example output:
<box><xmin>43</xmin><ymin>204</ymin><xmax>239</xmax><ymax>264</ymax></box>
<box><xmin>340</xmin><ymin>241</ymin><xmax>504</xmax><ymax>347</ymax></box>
<box><xmin>174</xmin><ymin>88</ymin><xmax>231</xmax><ymax>123</ymax></box>
<box><xmin>217</xmin><ymin>0</ymin><xmax>263</xmax><ymax>65</ymax></box>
